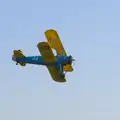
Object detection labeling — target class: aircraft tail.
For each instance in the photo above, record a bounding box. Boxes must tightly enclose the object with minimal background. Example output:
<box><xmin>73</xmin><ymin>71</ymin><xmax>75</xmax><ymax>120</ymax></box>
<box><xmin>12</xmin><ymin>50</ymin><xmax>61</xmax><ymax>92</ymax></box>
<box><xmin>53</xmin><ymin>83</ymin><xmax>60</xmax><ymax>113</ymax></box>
<box><xmin>12</xmin><ymin>50</ymin><xmax>26</xmax><ymax>66</ymax></box>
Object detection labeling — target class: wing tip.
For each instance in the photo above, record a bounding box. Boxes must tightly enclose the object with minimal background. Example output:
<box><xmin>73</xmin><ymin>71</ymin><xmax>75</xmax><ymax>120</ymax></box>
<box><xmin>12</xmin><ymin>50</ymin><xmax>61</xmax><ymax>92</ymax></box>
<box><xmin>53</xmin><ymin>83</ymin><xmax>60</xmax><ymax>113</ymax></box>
<box><xmin>53</xmin><ymin>78</ymin><xmax>66</xmax><ymax>83</ymax></box>
<box><xmin>37</xmin><ymin>42</ymin><xmax>49</xmax><ymax>47</ymax></box>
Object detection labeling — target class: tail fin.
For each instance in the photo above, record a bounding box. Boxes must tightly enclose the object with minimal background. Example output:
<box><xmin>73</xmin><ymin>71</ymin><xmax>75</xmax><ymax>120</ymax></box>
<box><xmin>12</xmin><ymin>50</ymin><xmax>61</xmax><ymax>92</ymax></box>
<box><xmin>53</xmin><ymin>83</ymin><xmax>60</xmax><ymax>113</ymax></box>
<box><xmin>13</xmin><ymin>50</ymin><xmax>26</xmax><ymax>66</ymax></box>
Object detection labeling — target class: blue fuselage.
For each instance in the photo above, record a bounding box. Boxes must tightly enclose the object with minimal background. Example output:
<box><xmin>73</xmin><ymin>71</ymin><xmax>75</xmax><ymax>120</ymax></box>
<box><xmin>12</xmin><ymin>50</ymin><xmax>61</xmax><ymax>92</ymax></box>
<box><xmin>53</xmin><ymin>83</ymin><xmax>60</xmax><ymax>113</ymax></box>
<box><xmin>13</xmin><ymin>55</ymin><xmax>70</xmax><ymax>66</ymax></box>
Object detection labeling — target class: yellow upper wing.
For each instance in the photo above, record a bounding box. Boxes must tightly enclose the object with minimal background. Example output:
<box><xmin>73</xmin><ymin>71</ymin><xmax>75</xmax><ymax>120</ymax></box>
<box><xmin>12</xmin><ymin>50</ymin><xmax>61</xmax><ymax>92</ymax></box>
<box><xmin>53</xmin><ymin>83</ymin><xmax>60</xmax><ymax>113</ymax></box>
<box><xmin>45</xmin><ymin>29</ymin><xmax>67</xmax><ymax>56</ymax></box>
<box><xmin>37</xmin><ymin>42</ymin><xmax>66</xmax><ymax>82</ymax></box>
<box><xmin>45</xmin><ymin>29</ymin><xmax>73</xmax><ymax>72</ymax></box>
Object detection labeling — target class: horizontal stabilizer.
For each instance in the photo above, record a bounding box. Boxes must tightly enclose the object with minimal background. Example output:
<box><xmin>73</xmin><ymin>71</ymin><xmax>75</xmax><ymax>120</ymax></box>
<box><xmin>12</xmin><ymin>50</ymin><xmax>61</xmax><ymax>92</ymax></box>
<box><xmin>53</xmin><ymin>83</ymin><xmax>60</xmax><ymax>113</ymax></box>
<box><xmin>13</xmin><ymin>50</ymin><xmax>26</xmax><ymax>66</ymax></box>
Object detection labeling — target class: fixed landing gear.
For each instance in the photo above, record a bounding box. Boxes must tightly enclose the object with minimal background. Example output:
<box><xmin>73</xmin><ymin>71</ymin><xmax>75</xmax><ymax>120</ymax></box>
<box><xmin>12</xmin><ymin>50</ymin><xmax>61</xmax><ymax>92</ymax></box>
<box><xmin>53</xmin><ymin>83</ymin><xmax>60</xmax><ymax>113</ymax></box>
<box><xmin>56</xmin><ymin>64</ymin><xmax>67</xmax><ymax>79</ymax></box>
<box><xmin>16</xmin><ymin>62</ymin><xmax>18</xmax><ymax>65</ymax></box>
<box><xmin>60</xmin><ymin>73</ymin><xmax>65</xmax><ymax>78</ymax></box>
<box><xmin>60</xmin><ymin>72</ymin><xmax>67</xmax><ymax>79</ymax></box>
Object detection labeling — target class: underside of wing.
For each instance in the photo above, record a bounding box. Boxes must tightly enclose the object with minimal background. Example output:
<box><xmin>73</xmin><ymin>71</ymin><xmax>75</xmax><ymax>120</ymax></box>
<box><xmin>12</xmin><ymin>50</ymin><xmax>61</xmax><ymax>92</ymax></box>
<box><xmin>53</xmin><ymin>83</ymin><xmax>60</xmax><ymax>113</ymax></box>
<box><xmin>37</xmin><ymin>42</ymin><xmax>66</xmax><ymax>82</ymax></box>
<box><xmin>45</xmin><ymin>29</ymin><xmax>67</xmax><ymax>56</ymax></box>
<box><xmin>47</xmin><ymin>66</ymin><xmax>66</xmax><ymax>82</ymax></box>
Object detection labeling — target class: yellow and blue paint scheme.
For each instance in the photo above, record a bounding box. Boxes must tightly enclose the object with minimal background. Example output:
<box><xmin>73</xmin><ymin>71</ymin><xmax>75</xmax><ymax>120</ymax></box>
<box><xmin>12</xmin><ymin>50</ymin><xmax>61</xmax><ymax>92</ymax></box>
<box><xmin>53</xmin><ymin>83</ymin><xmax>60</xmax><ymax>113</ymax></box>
<box><xmin>12</xmin><ymin>49</ymin><xmax>73</xmax><ymax>83</ymax></box>
<box><xmin>12</xmin><ymin>55</ymin><xmax>71</xmax><ymax>66</ymax></box>
<box><xmin>12</xmin><ymin>29</ymin><xmax>74</xmax><ymax>82</ymax></box>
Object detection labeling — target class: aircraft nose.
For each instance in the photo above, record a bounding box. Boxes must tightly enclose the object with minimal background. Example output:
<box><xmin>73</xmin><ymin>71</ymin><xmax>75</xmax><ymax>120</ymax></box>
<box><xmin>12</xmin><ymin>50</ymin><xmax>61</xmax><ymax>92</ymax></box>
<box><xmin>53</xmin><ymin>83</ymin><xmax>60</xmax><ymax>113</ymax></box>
<box><xmin>12</xmin><ymin>55</ymin><xmax>16</xmax><ymax>62</ymax></box>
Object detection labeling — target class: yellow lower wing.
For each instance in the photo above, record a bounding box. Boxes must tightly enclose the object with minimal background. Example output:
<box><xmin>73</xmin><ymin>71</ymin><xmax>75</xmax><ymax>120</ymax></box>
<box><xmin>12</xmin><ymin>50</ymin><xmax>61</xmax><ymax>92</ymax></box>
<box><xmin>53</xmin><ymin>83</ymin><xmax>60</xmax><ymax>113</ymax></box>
<box><xmin>37</xmin><ymin>42</ymin><xmax>66</xmax><ymax>82</ymax></box>
<box><xmin>13</xmin><ymin>50</ymin><xmax>26</xmax><ymax>66</ymax></box>
<box><xmin>47</xmin><ymin>66</ymin><xmax>66</xmax><ymax>82</ymax></box>
<box><xmin>45</xmin><ymin>29</ymin><xmax>73</xmax><ymax>72</ymax></box>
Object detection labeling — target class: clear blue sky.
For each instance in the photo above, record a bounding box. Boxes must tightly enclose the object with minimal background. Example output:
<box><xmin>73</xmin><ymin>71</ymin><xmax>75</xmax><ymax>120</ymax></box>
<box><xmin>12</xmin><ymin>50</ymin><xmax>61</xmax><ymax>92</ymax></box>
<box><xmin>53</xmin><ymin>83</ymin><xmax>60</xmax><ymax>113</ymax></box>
<box><xmin>0</xmin><ymin>0</ymin><xmax>120</xmax><ymax>120</ymax></box>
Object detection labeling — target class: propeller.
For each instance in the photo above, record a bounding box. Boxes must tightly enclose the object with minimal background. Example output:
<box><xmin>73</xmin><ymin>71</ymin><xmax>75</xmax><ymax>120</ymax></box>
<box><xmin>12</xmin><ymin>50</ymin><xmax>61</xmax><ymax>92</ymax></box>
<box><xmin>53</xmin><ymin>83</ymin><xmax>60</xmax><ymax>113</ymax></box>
<box><xmin>68</xmin><ymin>55</ymin><xmax>75</xmax><ymax>65</ymax></box>
<box><xmin>64</xmin><ymin>55</ymin><xmax>75</xmax><ymax>73</ymax></box>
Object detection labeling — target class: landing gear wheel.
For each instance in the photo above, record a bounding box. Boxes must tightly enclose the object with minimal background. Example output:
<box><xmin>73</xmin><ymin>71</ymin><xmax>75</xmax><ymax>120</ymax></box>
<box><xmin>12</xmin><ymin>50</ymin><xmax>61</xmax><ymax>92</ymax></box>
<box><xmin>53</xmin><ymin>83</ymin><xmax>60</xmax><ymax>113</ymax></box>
<box><xmin>16</xmin><ymin>63</ymin><xmax>18</xmax><ymax>65</ymax></box>
<box><xmin>18</xmin><ymin>49</ymin><xmax>21</xmax><ymax>52</ymax></box>
<box><xmin>60</xmin><ymin>73</ymin><xmax>65</xmax><ymax>79</ymax></box>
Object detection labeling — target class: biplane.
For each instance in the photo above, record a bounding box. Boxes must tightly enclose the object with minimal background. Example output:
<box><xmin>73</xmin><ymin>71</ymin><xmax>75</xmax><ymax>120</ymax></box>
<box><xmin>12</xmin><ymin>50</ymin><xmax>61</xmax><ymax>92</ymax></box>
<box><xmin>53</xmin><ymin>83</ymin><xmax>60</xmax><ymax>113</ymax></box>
<box><xmin>12</xmin><ymin>29</ymin><xmax>75</xmax><ymax>82</ymax></box>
